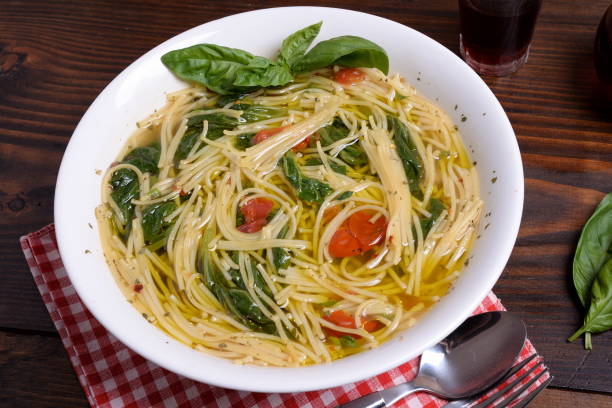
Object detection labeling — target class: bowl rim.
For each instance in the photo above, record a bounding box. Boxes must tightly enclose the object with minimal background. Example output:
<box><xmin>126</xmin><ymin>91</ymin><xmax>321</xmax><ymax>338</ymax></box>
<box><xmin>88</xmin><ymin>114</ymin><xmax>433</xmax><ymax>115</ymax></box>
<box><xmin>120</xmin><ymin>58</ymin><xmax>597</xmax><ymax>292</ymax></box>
<box><xmin>54</xmin><ymin>6</ymin><xmax>524</xmax><ymax>393</ymax></box>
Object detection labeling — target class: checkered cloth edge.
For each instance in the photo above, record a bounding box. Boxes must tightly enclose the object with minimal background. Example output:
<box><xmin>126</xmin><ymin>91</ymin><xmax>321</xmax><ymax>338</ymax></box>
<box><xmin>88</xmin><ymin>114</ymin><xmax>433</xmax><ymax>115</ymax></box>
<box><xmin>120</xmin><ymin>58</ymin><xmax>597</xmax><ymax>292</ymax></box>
<box><xmin>20</xmin><ymin>224</ymin><xmax>547</xmax><ymax>408</ymax></box>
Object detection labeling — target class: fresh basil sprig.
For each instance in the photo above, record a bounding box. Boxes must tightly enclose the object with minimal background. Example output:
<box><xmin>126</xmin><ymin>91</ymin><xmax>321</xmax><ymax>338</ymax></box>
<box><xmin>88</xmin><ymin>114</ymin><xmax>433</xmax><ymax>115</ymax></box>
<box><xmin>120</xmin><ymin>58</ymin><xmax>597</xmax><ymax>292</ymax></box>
<box><xmin>161</xmin><ymin>22</ymin><xmax>389</xmax><ymax>94</ymax></box>
<box><xmin>568</xmin><ymin>193</ymin><xmax>612</xmax><ymax>349</ymax></box>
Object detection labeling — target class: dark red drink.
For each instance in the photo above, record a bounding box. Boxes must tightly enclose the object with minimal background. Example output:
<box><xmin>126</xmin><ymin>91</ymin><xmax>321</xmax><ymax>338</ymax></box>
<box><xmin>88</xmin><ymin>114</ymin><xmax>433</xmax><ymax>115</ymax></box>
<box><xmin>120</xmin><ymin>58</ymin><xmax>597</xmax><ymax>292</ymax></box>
<box><xmin>594</xmin><ymin>4</ymin><xmax>612</xmax><ymax>84</ymax></box>
<box><xmin>459</xmin><ymin>0</ymin><xmax>543</xmax><ymax>76</ymax></box>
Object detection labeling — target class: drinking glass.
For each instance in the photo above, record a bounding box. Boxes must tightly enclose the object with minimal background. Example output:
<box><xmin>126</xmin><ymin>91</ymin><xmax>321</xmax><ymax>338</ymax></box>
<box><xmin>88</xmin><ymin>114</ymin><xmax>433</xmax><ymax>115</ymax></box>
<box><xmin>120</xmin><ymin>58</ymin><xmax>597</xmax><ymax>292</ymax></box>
<box><xmin>458</xmin><ymin>0</ymin><xmax>543</xmax><ymax>76</ymax></box>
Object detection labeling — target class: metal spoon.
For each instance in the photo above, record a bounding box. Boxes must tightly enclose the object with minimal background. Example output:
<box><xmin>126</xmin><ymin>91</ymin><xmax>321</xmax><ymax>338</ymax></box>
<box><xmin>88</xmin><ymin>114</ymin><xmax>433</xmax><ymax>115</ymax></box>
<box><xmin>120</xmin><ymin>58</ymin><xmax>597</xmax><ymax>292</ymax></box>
<box><xmin>338</xmin><ymin>311</ymin><xmax>526</xmax><ymax>408</ymax></box>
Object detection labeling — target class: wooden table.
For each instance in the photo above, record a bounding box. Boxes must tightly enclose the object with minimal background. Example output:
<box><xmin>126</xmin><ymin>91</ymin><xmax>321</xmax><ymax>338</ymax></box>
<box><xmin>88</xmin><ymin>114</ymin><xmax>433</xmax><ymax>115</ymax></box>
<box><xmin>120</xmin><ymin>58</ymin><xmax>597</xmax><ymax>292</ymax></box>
<box><xmin>1</xmin><ymin>0</ymin><xmax>611</xmax><ymax>406</ymax></box>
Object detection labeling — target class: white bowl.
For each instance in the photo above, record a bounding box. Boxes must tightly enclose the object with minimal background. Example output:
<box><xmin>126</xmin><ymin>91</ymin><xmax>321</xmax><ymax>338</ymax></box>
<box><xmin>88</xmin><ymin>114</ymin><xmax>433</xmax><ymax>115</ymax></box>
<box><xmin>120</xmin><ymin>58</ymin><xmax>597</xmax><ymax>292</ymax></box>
<box><xmin>55</xmin><ymin>7</ymin><xmax>523</xmax><ymax>393</ymax></box>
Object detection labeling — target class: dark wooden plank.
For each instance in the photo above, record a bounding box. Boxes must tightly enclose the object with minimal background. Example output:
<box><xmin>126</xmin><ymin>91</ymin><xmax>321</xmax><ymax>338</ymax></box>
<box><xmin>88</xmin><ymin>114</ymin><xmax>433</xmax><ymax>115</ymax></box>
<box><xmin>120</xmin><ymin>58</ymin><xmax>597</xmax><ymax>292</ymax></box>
<box><xmin>1</xmin><ymin>0</ymin><xmax>611</xmax><ymax>399</ymax></box>
<box><xmin>0</xmin><ymin>330</ymin><xmax>88</xmax><ymax>408</ymax></box>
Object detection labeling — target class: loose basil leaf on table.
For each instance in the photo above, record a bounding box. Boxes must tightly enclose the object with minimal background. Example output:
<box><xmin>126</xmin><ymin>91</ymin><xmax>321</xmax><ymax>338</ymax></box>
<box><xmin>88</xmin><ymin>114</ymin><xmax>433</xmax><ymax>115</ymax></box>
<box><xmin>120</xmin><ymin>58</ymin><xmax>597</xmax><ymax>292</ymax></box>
<box><xmin>568</xmin><ymin>193</ymin><xmax>612</xmax><ymax>349</ymax></box>
<box><xmin>291</xmin><ymin>35</ymin><xmax>389</xmax><ymax>75</ymax></box>
<box><xmin>568</xmin><ymin>258</ymin><xmax>612</xmax><ymax>349</ymax></box>
<box><xmin>277</xmin><ymin>21</ymin><xmax>322</xmax><ymax>67</ymax></box>
<box><xmin>572</xmin><ymin>193</ymin><xmax>612</xmax><ymax>307</ymax></box>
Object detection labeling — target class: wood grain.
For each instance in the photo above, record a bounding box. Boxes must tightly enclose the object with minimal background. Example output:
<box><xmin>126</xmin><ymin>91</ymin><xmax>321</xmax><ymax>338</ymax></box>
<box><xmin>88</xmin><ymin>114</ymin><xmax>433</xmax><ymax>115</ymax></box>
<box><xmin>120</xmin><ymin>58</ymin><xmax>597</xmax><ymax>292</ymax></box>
<box><xmin>1</xmin><ymin>0</ymin><xmax>611</xmax><ymax>403</ymax></box>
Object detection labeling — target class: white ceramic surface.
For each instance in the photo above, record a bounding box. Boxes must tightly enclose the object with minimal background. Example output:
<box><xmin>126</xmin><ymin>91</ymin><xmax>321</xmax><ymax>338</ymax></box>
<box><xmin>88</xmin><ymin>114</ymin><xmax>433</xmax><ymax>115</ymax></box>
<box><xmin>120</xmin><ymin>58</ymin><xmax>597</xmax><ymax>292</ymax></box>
<box><xmin>55</xmin><ymin>7</ymin><xmax>523</xmax><ymax>393</ymax></box>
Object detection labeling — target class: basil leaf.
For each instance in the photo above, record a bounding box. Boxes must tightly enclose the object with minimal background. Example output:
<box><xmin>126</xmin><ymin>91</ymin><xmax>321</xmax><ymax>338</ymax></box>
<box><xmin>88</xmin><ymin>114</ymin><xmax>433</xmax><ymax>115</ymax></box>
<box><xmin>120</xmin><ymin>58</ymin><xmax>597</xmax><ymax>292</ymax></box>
<box><xmin>278</xmin><ymin>21</ymin><xmax>322</xmax><ymax>67</ymax></box>
<box><xmin>388</xmin><ymin>116</ymin><xmax>423</xmax><ymax>200</ymax></box>
<box><xmin>292</xmin><ymin>35</ymin><xmax>389</xmax><ymax>75</ymax></box>
<box><xmin>233</xmin><ymin>62</ymin><xmax>293</xmax><ymax>88</ymax></box>
<box><xmin>141</xmin><ymin>201</ymin><xmax>177</xmax><ymax>244</ymax></box>
<box><xmin>568</xmin><ymin>258</ymin><xmax>612</xmax><ymax>349</ymax></box>
<box><xmin>161</xmin><ymin>44</ymin><xmax>292</xmax><ymax>95</ymax></box>
<box><xmin>281</xmin><ymin>152</ymin><xmax>333</xmax><ymax>204</ymax></box>
<box><xmin>187</xmin><ymin>112</ymin><xmax>241</xmax><ymax>140</ymax></box>
<box><xmin>573</xmin><ymin>193</ymin><xmax>612</xmax><ymax>307</ymax></box>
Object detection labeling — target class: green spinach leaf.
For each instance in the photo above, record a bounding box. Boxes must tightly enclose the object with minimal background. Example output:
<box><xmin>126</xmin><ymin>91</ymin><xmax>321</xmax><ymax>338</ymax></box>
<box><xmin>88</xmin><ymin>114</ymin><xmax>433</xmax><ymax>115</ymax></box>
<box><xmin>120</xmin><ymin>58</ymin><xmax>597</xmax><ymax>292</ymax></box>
<box><xmin>110</xmin><ymin>169</ymin><xmax>139</xmax><ymax>228</ymax></box>
<box><xmin>231</xmin><ymin>103</ymin><xmax>286</xmax><ymax>123</ymax></box>
<box><xmin>281</xmin><ymin>152</ymin><xmax>333</xmax><ymax>204</ymax></box>
<box><xmin>568</xmin><ymin>258</ymin><xmax>612</xmax><ymax>349</ymax></box>
<box><xmin>122</xmin><ymin>144</ymin><xmax>161</xmax><ymax>174</ymax></box>
<box><xmin>197</xmin><ymin>229</ymin><xmax>276</xmax><ymax>334</ymax></box>
<box><xmin>278</xmin><ymin>21</ymin><xmax>322</xmax><ymax>67</ymax></box>
<box><xmin>388</xmin><ymin>116</ymin><xmax>423</xmax><ymax>200</ymax></box>
<box><xmin>234</xmin><ymin>133</ymin><xmax>255</xmax><ymax>151</ymax></box>
<box><xmin>420</xmin><ymin>198</ymin><xmax>445</xmax><ymax>238</ymax></box>
<box><xmin>292</xmin><ymin>35</ymin><xmax>389</xmax><ymax>75</ymax></box>
<box><xmin>572</xmin><ymin>193</ymin><xmax>612</xmax><ymax>308</ymax></box>
<box><xmin>109</xmin><ymin>143</ymin><xmax>161</xmax><ymax>231</ymax></box>
<box><xmin>318</xmin><ymin>119</ymin><xmax>368</xmax><ymax>166</ymax></box>
<box><xmin>174</xmin><ymin>128</ymin><xmax>201</xmax><ymax>163</ymax></box>
<box><xmin>272</xmin><ymin>225</ymin><xmax>291</xmax><ymax>271</ymax></box>
<box><xmin>304</xmin><ymin>157</ymin><xmax>347</xmax><ymax>175</ymax></box>
<box><xmin>141</xmin><ymin>201</ymin><xmax>177</xmax><ymax>244</ymax></box>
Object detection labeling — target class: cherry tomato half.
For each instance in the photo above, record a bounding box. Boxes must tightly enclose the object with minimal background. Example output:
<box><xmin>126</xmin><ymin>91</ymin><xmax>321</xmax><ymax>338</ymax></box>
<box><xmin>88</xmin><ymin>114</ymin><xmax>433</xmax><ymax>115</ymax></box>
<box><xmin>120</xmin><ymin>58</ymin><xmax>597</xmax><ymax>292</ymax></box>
<box><xmin>334</xmin><ymin>68</ymin><xmax>366</xmax><ymax>85</ymax></box>
<box><xmin>328</xmin><ymin>227</ymin><xmax>365</xmax><ymax>258</ymax></box>
<box><xmin>348</xmin><ymin>211</ymin><xmax>387</xmax><ymax>249</ymax></box>
<box><xmin>323</xmin><ymin>309</ymin><xmax>380</xmax><ymax>339</ymax></box>
<box><xmin>240</xmin><ymin>197</ymin><xmax>274</xmax><ymax>224</ymax></box>
<box><xmin>291</xmin><ymin>134</ymin><xmax>310</xmax><ymax>152</ymax></box>
<box><xmin>252</xmin><ymin>126</ymin><xmax>287</xmax><ymax>145</ymax></box>
<box><xmin>328</xmin><ymin>211</ymin><xmax>387</xmax><ymax>258</ymax></box>
<box><xmin>237</xmin><ymin>218</ymin><xmax>268</xmax><ymax>233</ymax></box>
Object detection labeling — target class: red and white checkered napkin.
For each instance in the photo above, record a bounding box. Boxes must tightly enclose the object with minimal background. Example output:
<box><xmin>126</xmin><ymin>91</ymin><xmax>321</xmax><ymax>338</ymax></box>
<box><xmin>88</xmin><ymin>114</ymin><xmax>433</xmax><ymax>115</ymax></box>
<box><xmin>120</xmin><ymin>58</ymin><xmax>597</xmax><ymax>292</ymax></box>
<box><xmin>21</xmin><ymin>224</ymin><xmax>547</xmax><ymax>408</ymax></box>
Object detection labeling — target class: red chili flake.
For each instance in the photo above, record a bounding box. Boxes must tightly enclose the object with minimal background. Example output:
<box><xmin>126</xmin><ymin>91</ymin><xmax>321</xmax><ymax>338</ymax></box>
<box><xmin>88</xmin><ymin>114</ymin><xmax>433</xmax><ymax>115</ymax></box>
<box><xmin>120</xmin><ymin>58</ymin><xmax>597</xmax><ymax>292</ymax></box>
<box><xmin>110</xmin><ymin>161</ymin><xmax>120</xmax><ymax>167</ymax></box>
<box><xmin>134</xmin><ymin>284</ymin><xmax>143</xmax><ymax>293</ymax></box>
<box><xmin>179</xmin><ymin>190</ymin><xmax>188</xmax><ymax>197</ymax></box>
<box><xmin>172</xmin><ymin>185</ymin><xmax>181</xmax><ymax>191</ymax></box>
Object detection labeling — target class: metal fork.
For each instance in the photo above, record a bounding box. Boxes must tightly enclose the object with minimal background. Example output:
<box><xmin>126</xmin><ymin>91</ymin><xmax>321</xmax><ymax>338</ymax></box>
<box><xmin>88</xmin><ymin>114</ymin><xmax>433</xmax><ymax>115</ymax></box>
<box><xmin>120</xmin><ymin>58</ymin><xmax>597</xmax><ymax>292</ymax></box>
<box><xmin>444</xmin><ymin>354</ymin><xmax>552</xmax><ymax>408</ymax></box>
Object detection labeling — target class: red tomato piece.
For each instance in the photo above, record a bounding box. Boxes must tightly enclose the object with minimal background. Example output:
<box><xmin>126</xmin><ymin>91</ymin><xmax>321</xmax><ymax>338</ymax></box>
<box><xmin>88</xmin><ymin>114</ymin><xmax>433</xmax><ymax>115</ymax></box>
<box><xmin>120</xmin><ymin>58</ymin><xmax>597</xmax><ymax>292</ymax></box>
<box><xmin>291</xmin><ymin>134</ymin><xmax>310</xmax><ymax>152</ymax></box>
<box><xmin>240</xmin><ymin>197</ymin><xmax>274</xmax><ymax>224</ymax></box>
<box><xmin>348</xmin><ymin>211</ymin><xmax>387</xmax><ymax>249</ymax></box>
<box><xmin>323</xmin><ymin>310</ymin><xmax>380</xmax><ymax>339</ymax></box>
<box><xmin>252</xmin><ymin>126</ymin><xmax>287</xmax><ymax>145</ymax></box>
<box><xmin>328</xmin><ymin>227</ymin><xmax>365</xmax><ymax>258</ymax></box>
<box><xmin>237</xmin><ymin>218</ymin><xmax>267</xmax><ymax>233</ymax></box>
<box><xmin>334</xmin><ymin>68</ymin><xmax>366</xmax><ymax>85</ymax></box>
<box><xmin>323</xmin><ymin>205</ymin><xmax>341</xmax><ymax>224</ymax></box>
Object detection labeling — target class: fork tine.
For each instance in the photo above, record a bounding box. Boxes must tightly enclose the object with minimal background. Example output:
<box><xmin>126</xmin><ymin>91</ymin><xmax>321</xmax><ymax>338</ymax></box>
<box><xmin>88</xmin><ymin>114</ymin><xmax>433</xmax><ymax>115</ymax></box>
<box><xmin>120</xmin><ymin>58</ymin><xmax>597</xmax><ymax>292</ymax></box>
<box><xmin>500</xmin><ymin>354</ymin><xmax>538</xmax><ymax>380</ymax></box>
<box><xmin>491</xmin><ymin>368</ymin><xmax>549</xmax><ymax>408</ymax></box>
<box><xmin>441</xmin><ymin>354</ymin><xmax>540</xmax><ymax>408</ymax></box>
<box><xmin>510</xmin><ymin>376</ymin><xmax>553</xmax><ymax>408</ymax></box>
<box><xmin>469</xmin><ymin>361</ymin><xmax>545</xmax><ymax>408</ymax></box>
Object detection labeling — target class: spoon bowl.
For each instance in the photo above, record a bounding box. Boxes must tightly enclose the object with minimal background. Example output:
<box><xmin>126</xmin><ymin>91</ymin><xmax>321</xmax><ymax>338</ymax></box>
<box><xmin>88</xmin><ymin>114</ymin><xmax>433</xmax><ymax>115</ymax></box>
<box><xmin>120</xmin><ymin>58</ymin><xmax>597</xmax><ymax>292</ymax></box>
<box><xmin>340</xmin><ymin>311</ymin><xmax>526</xmax><ymax>407</ymax></box>
<box><xmin>415</xmin><ymin>311</ymin><xmax>526</xmax><ymax>398</ymax></box>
